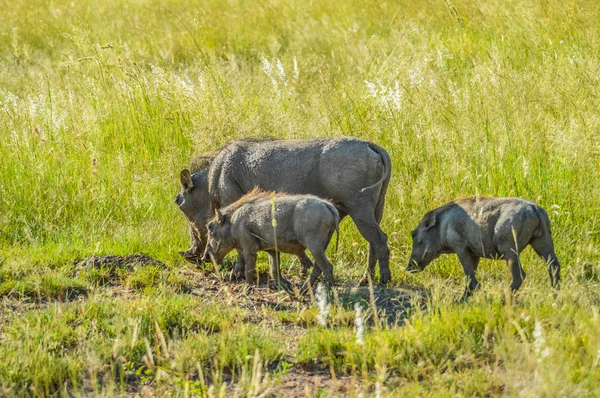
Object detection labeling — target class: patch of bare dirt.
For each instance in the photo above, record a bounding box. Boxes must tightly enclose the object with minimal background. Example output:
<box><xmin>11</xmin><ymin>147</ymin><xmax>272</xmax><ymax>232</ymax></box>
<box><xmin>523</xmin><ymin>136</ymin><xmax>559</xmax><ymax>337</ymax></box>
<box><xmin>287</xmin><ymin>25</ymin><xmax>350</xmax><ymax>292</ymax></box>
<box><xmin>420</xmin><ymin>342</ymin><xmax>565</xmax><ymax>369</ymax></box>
<box><xmin>273</xmin><ymin>368</ymin><xmax>355</xmax><ymax>397</ymax></box>
<box><xmin>174</xmin><ymin>265</ymin><xmax>428</xmax><ymax>327</ymax></box>
<box><xmin>63</xmin><ymin>255</ymin><xmax>427</xmax><ymax>396</ymax></box>
<box><xmin>180</xmin><ymin>267</ymin><xmax>305</xmax><ymax>305</ymax></box>
<box><xmin>75</xmin><ymin>255</ymin><xmax>427</xmax><ymax>326</ymax></box>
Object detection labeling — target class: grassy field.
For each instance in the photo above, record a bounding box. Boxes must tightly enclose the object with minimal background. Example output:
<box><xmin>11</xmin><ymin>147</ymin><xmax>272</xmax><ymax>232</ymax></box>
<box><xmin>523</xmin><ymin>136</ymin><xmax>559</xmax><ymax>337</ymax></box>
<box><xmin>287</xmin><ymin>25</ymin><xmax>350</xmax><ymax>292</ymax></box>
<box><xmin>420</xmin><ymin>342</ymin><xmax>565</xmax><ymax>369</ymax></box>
<box><xmin>1</xmin><ymin>0</ymin><xmax>600</xmax><ymax>395</ymax></box>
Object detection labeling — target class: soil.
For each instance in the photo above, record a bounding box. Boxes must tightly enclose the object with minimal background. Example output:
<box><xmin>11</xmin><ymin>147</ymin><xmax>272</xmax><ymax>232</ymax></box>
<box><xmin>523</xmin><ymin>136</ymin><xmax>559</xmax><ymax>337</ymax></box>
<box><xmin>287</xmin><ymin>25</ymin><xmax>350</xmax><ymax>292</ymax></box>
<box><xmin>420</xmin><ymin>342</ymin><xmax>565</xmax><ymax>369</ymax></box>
<box><xmin>9</xmin><ymin>254</ymin><xmax>428</xmax><ymax>396</ymax></box>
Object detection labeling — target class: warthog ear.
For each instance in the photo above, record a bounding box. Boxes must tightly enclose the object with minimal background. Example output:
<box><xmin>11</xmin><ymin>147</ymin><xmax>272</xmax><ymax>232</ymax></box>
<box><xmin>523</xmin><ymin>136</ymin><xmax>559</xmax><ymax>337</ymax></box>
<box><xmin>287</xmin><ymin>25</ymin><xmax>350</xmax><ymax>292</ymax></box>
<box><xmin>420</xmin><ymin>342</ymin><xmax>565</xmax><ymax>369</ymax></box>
<box><xmin>423</xmin><ymin>211</ymin><xmax>437</xmax><ymax>229</ymax></box>
<box><xmin>216</xmin><ymin>209</ymin><xmax>226</xmax><ymax>224</ymax></box>
<box><xmin>180</xmin><ymin>169</ymin><xmax>193</xmax><ymax>190</ymax></box>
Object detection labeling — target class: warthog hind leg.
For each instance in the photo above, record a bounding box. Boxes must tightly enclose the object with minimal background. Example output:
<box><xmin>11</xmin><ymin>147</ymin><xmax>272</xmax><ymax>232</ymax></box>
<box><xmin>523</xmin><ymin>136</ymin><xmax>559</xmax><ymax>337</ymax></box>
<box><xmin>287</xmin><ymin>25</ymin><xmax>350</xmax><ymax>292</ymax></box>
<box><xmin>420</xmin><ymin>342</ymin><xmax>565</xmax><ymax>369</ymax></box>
<box><xmin>350</xmin><ymin>210</ymin><xmax>391</xmax><ymax>285</ymax></box>
<box><xmin>530</xmin><ymin>237</ymin><xmax>561</xmax><ymax>288</ymax></box>
<box><xmin>297</xmin><ymin>251</ymin><xmax>313</xmax><ymax>277</ymax></box>
<box><xmin>300</xmin><ymin>265</ymin><xmax>323</xmax><ymax>296</ymax></box>
<box><xmin>310</xmin><ymin>250</ymin><xmax>334</xmax><ymax>286</ymax></box>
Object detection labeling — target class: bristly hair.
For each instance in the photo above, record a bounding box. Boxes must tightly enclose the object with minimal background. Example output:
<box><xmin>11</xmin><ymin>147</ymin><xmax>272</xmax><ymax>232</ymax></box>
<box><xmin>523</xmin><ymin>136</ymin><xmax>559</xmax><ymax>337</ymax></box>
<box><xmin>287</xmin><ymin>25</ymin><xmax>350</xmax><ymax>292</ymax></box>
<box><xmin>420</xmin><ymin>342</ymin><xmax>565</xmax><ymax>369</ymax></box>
<box><xmin>188</xmin><ymin>151</ymin><xmax>218</xmax><ymax>173</ymax></box>
<box><xmin>420</xmin><ymin>196</ymin><xmax>490</xmax><ymax>225</ymax></box>
<box><xmin>420</xmin><ymin>196</ymin><xmax>491</xmax><ymax>222</ymax></box>
<box><xmin>218</xmin><ymin>187</ymin><xmax>276</xmax><ymax>215</ymax></box>
<box><xmin>453</xmin><ymin>195</ymin><xmax>491</xmax><ymax>204</ymax></box>
<box><xmin>188</xmin><ymin>137</ymin><xmax>277</xmax><ymax>174</ymax></box>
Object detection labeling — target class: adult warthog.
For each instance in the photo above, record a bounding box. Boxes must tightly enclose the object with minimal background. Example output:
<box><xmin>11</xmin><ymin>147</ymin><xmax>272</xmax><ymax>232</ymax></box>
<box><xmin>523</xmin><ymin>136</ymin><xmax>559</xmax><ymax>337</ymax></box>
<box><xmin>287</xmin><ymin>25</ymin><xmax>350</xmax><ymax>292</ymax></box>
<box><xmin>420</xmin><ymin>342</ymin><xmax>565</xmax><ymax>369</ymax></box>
<box><xmin>407</xmin><ymin>197</ymin><xmax>560</xmax><ymax>299</ymax></box>
<box><xmin>175</xmin><ymin>136</ymin><xmax>392</xmax><ymax>284</ymax></box>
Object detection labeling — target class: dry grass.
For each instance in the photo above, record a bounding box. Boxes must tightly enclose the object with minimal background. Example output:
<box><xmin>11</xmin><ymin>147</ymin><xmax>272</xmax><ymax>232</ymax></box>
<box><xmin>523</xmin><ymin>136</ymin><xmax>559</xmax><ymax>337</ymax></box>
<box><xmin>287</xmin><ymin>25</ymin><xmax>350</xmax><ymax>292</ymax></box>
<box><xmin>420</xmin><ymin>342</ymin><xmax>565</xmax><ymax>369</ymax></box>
<box><xmin>1</xmin><ymin>0</ymin><xmax>600</xmax><ymax>395</ymax></box>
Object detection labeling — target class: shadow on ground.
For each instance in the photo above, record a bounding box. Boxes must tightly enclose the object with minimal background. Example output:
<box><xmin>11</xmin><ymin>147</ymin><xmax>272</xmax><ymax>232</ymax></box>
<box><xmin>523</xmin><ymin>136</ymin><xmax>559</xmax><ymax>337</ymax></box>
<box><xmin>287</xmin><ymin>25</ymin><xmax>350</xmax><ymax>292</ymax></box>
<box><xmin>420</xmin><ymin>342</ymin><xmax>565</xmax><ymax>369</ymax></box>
<box><xmin>335</xmin><ymin>284</ymin><xmax>429</xmax><ymax>326</ymax></box>
<box><xmin>76</xmin><ymin>254</ymin><xmax>429</xmax><ymax>326</ymax></box>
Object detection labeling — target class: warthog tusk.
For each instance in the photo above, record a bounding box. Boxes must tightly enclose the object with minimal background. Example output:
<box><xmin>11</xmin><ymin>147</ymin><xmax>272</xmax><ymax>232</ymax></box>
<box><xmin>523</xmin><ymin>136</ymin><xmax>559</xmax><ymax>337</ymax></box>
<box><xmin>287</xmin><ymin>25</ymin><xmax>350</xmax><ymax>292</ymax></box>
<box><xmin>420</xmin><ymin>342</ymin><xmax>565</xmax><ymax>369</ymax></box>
<box><xmin>251</xmin><ymin>232</ymin><xmax>268</xmax><ymax>242</ymax></box>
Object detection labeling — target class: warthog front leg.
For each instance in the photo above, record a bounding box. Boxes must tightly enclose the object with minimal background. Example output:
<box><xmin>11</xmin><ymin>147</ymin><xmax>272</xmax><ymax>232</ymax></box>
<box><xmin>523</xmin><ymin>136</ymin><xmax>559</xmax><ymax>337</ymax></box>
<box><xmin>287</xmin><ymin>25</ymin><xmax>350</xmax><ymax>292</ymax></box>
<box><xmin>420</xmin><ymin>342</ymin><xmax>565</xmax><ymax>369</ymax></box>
<box><xmin>243</xmin><ymin>249</ymin><xmax>259</xmax><ymax>286</ymax></box>
<box><xmin>457</xmin><ymin>249</ymin><xmax>481</xmax><ymax>301</ymax></box>
<box><xmin>530</xmin><ymin>236</ymin><xmax>561</xmax><ymax>288</ymax></box>
<box><xmin>505</xmin><ymin>253</ymin><xmax>526</xmax><ymax>292</ymax></box>
<box><xmin>233</xmin><ymin>249</ymin><xmax>245</xmax><ymax>279</ymax></box>
<box><xmin>266</xmin><ymin>250</ymin><xmax>294</xmax><ymax>293</ymax></box>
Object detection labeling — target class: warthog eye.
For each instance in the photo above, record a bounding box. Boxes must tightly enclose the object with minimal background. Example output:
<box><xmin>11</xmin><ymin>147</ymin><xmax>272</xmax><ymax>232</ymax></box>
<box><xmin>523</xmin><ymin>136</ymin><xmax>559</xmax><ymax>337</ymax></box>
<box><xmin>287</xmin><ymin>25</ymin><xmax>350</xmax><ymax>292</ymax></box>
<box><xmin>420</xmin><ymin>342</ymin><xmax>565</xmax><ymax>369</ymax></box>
<box><xmin>175</xmin><ymin>193</ymin><xmax>183</xmax><ymax>206</ymax></box>
<box><xmin>208</xmin><ymin>222</ymin><xmax>215</xmax><ymax>233</ymax></box>
<box><xmin>411</xmin><ymin>230</ymin><xmax>417</xmax><ymax>238</ymax></box>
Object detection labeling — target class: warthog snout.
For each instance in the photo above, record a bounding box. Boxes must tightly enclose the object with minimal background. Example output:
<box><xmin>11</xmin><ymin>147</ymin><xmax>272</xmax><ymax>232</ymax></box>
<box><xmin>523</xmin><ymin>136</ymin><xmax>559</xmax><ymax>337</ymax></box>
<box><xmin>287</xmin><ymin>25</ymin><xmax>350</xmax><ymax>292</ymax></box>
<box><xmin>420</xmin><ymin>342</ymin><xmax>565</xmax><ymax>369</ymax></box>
<box><xmin>179</xmin><ymin>246</ymin><xmax>203</xmax><ymax>260</ymax></box>
<box><xmin>406</xmin><ymin>258</ymin><xmax>423</xmax><ymax>273</ymax></box>
<box><xmin>201</xmin><ymin>249</ymin><xmax>212</xmax><ymax>263</ymax></box>
<box><xmin>178</xmin><ymin>249</ymin><xmax>205</xmax><ymax>266</ymax></box>
<box><xmin>202</xmin><ymin>243</ymin><xmax>220</xmax><ymax>264</ymax></box>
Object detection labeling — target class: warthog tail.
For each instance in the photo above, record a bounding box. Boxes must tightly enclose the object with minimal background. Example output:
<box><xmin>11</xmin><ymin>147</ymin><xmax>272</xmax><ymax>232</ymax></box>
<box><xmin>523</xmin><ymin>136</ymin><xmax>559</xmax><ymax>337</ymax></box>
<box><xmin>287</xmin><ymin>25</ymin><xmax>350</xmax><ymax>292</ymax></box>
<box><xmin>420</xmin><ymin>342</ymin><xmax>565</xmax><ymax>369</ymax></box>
<box><xmin>360</xmin><ymin>143</ymin><xmax>392</xmax><ymax>193</ymax></box>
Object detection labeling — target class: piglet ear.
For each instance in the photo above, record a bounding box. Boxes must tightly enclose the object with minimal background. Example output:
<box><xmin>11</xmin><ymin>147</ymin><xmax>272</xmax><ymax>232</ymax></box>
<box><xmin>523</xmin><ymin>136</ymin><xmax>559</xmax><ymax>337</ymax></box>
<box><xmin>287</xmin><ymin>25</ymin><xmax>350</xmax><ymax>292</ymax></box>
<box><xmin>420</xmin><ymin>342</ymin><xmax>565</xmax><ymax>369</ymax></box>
<box><xmin>216</xmin><ymin>209</ymin><xmax>225</xmax><ymax>224</ymax></box>
<box><xmin>180</xmin><ymin>169</ymin><xmax>193</xmax><ymax>190</ymax></box>
<box><xmin>423</xmin><ymin>211</ymin><xmax>437</xmax><ymax>229</ymax></box>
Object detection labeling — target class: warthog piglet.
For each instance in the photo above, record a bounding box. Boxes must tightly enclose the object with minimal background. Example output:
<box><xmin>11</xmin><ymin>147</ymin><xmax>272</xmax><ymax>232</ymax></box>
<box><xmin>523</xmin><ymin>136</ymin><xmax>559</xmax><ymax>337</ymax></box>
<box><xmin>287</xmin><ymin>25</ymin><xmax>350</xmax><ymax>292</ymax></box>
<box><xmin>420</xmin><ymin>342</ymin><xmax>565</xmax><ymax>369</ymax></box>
<box><xmin>408</xmin><ymin>197</ymin><xmax>560</xmax><ymax>298</ymax></box>
<box><xmin>202</xmin><ymin>189</ymin><xmax>339</xmax><ymax>292</ymax></box>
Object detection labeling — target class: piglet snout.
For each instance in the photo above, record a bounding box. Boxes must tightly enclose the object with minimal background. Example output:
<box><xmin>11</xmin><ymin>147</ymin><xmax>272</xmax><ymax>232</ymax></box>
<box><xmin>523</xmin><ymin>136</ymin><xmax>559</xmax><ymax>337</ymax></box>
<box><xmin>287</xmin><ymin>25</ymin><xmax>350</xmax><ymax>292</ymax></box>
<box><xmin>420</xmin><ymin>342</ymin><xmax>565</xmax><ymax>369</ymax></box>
<box><xmin>406</xmin><ymin>259</ymin><xmax>422</xmax><ymax>273</ymax></box>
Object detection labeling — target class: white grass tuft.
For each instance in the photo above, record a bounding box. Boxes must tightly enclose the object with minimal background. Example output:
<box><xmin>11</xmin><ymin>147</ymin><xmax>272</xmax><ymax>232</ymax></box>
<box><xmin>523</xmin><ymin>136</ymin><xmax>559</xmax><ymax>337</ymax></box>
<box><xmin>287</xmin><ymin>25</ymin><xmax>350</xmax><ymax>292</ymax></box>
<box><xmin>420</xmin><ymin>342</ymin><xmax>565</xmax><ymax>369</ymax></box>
<box><xmin>316</xmin><ymin>283</ymin><xmax>330</xmax><ymax>327</ymax></box>
<box><xmin>533</xmin><ymin>320</ymin><xmax>550</xmax><ymax>362</ymax></box>
<box><xmin>276</xmin><ymin>59</ymin><xmax>287</xmax><ymax>86</ymax></box>
<box><xmin>354</xmin><ymin>302</ymin><xmax>364</xmax><ymax>345</ymax></box>
<box><xmin>260</xmin><ymin>55</ymin><xmax>279</xmax><ymax>91</ymax></box>
<box><xmin>293</xmin><ymin>56</ymin><xmax>299</xmax><ymax>81</ymax></box>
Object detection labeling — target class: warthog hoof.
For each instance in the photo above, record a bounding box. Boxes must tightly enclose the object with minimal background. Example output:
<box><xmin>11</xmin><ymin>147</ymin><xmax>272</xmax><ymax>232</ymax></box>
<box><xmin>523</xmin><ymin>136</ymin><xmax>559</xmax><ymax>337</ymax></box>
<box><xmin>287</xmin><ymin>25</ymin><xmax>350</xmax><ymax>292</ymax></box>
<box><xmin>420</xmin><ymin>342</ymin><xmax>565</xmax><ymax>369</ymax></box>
<box><xmin>233</xmin><ymin>262</ymin><xmax>245</xmax><ymax>278</ymax></box>
<box><xmin>457</xmin><ymin>290</ymin><xmax>474</xmax><ymax>303</ymax></box>
<box><xmin>405</xmin><ymin>262</ymin><xmax>424</xmax><ymax>273</ymax></box>
<box><xmin>273</xmin><ymin>277</ymin><xmax>294</xmax><ymax>294</ymax></box>
<box><xmin>379</xmin><ymin>268</ymin><xmax>392</xmax><ymax>285</ymax></box>
<box><xmin>300</xmin><ymin>280</ymin><xmax>323</xmax><ymax>296</ymax></box>
<box><xmin>300</xmin><ymin>280</ymin><xmax>334</xmax><ymax>301</ymax></box>
<box><xmin>457</xmin><ymin>282</ymin><xmax>480</xmax><ymax>303</ymax></box>
<box><xmin>227</xmin><ymin>269</ymin><xmax>244</xmax><ymax>282</ymax></box>
<box><xmin>299</xmin><ymin>281</ymin><xmax>312</xmax><ymax>295</ymax></box>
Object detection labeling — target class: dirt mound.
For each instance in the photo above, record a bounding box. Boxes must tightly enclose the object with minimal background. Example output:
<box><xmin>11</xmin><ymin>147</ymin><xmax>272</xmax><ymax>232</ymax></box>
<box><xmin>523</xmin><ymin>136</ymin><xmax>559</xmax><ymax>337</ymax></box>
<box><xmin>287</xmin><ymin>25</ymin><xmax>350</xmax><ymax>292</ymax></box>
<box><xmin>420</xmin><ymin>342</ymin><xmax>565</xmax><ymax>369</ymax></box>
<box><xmin>72</xmin><ymin>254</ymin><xmax>166</xmax><ymax>288</ymax></box>
<box><xmin>75</xmin><ymin>254</ymin><xmax>165</xmax><ymax>270</ymax></box>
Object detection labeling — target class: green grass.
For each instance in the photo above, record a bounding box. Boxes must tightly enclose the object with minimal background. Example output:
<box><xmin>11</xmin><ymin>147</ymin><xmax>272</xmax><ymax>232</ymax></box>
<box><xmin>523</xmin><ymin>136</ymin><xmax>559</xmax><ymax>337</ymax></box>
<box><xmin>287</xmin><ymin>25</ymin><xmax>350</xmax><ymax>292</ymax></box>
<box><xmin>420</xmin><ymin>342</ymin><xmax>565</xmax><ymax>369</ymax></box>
<box><xmin>1</xmin><ymin>0</ymin><xmax>600</xmax><ymax>395</ymax></box>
